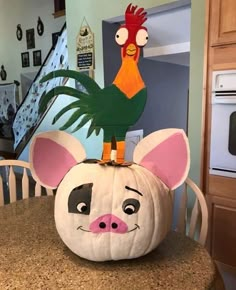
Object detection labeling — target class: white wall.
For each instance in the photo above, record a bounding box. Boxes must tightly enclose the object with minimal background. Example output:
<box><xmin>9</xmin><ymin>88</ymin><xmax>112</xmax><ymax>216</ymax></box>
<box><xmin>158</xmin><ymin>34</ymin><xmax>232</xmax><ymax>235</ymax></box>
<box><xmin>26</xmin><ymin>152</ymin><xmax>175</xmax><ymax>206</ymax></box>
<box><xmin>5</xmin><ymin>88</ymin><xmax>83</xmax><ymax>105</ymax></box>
<box><xmin>0</xmin><ymin>0</ymin><xmax>65</xmax><ymax>100</ymax></box>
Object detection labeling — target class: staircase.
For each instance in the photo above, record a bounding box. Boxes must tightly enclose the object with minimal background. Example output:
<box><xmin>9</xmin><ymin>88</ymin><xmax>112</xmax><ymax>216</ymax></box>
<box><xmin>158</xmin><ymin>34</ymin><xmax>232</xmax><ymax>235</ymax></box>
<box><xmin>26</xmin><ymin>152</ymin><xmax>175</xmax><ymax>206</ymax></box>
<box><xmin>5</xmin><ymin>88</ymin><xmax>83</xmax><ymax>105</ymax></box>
<box><xmin>12</xmin><ymin>23</ymin><xmax>68</xmax><ymax>159</ymax></box>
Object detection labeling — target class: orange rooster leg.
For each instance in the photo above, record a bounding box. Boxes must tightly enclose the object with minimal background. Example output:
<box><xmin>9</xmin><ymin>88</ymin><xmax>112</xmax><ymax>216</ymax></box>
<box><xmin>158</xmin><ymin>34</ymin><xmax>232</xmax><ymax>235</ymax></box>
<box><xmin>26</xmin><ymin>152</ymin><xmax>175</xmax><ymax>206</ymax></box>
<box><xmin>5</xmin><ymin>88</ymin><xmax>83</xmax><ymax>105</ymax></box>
<box><xmin>101</xmin><ymin>142</ymin><xmax>111</xmax><ymax>163</ymax></box>
<box><xmin>116</xmin><ymin>141</ymin><xmax>125</xmax><ymax>164</ymax></box>
<box><xmin>115</xmin><ymin>141</ymin><xmax>133</xmax><ymax>166</ymax></box>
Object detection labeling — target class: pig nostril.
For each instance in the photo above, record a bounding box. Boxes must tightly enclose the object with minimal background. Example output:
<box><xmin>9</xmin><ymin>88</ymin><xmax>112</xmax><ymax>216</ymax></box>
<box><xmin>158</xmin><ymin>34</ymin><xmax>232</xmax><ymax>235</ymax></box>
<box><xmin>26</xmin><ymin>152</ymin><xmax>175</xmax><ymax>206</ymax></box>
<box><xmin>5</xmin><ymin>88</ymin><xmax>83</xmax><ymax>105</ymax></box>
<box><xmin>111</xmin><ymin>223</ymin><xmax>118</xmax><ymax>229</ymax></box>
<box><xmin>99</xmin><ymin>222</ymin><xmax>106</xmax><ymax>229</ymax></box>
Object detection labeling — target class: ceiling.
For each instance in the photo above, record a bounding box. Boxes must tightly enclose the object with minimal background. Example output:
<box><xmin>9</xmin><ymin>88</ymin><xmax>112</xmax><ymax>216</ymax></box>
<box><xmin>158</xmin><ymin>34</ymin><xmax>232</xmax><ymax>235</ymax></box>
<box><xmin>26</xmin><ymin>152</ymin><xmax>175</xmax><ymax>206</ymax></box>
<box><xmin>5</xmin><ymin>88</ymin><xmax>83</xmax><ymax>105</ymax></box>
<box><xmin>106</xmin><ymin>0</ymin><xmax>191</xmax><ymax>66</ymax></box>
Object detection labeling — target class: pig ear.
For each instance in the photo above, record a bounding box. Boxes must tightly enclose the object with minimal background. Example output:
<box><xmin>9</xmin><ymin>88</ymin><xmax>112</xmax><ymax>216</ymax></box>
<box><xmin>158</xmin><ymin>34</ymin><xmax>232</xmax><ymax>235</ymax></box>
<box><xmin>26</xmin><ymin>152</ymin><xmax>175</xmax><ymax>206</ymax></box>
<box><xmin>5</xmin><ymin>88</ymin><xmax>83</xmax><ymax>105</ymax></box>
<box><xmin>133</xmin><ymin>129</ymin><xmax>190</xmax><ymax>190</ymax></box>
<box><xmin>29</xmin><ymin>130</ymin><xmax>86</xmax><ymax>189</ymax></box>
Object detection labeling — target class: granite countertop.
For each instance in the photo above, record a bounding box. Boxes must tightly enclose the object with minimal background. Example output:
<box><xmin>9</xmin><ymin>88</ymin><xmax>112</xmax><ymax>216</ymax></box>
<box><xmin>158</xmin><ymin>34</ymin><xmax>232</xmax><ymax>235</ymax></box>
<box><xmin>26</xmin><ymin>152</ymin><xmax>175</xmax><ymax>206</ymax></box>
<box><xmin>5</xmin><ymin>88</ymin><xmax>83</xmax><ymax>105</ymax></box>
<box><xmin>0</xmin><ymin>196</ymin><xmax>216</xmax><ymax>290</ymax></box>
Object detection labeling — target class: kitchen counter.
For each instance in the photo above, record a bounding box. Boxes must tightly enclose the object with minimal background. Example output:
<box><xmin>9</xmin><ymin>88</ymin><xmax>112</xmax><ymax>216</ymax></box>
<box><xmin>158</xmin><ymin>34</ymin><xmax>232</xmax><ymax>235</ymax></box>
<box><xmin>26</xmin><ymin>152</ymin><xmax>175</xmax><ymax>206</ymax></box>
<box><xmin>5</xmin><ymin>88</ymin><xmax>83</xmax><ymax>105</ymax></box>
<box><xmin>0</xmin><ymin>196</ymin><xmax>216</xmax><ymax>290</ymax></box>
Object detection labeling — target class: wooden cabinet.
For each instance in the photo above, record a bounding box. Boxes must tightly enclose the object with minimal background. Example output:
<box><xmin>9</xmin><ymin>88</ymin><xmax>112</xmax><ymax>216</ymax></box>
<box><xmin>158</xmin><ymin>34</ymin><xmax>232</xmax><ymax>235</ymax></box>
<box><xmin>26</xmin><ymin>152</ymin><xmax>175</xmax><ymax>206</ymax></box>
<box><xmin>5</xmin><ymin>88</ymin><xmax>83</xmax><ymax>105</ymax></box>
<box><xmin>206</xmin><ymin>176</ymin><xmax>236</xmax><ymax>267</ymax></box>
<box><xmin>53</xmin><ymin>0</ymin><xmax>65</xmax><ymax>18</ymax></box>
<box><xmin>203</xmin><ymin>0</ymin><xmax>236</xmax><ymax>271</ymax></box>
<box><xmin>211</xmin><ymin>44</ymin><xmax>236</xmax><ymax>66</ymax></box>
<box><xmin>207</xmin><ymin>195</ymin><xmax>236</xmax><ymax>267</ymax></box>
<box><xmin>210</xmin><ymin>0</ymin><xmax>236</xmax><ymax>46</ymax></box>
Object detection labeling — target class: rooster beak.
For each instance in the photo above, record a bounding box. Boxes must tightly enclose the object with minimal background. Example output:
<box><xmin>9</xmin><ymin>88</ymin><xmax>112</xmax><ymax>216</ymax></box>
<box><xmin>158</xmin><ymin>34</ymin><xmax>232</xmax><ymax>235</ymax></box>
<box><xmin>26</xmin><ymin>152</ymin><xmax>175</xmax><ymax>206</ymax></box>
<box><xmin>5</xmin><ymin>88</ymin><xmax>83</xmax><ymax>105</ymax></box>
<box><xmin>126</xmin><ymin>44</ymin><xmax>137</xmax><ymax>57</ymax></box>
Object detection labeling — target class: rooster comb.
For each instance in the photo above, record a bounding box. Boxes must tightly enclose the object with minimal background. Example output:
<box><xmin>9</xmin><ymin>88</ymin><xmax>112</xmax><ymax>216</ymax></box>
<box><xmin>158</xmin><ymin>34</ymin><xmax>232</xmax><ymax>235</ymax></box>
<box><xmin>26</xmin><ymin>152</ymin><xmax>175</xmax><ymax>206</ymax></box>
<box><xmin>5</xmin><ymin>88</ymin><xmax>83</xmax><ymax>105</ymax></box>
<box><xmin>125</xmin><ymin>3</ymin><xmax>147</xmax><ymax>27</ymax></box>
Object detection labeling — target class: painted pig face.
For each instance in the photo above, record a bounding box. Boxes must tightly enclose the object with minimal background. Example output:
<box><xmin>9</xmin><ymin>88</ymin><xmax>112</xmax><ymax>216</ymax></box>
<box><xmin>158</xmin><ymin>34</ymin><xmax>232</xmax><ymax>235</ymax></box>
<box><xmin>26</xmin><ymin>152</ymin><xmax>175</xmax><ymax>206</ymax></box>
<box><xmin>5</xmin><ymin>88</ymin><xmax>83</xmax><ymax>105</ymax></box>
<box><xmin>55</xmin><ymin>163</ymin><xmax>172</xmax><ymax>261</ymax></box>
<box><xmin>30</xmin><ymin>129</ymin><xmax>190</xmax><ymax>261</ymax></box>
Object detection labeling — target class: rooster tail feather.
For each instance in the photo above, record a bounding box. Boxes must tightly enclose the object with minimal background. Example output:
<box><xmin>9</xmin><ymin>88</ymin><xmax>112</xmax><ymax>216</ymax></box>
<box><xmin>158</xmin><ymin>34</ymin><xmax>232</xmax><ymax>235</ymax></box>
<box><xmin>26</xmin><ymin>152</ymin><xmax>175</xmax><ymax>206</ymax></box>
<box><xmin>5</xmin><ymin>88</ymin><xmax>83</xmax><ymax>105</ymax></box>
<box><xmin>39</xmin><ymin>86</ymin><xmax>87</xmax><ymax>113</ymax></box>
<box><xmin>87</xmin><ymin>119</ymin><xmax>97</xmax><ymax>138</ymax></box>
<box><xmin>52</xmin><ymin>100</ymin><xmax>81</xmax><ymax>124</ymax></box>
<box><xmin>95</xmin><ymin>127</ymin><xmax>101</xmax><ymax>136</ymax></box>
<box><xmin>71</xmin><ymin>114</ymin><xmax>93</xmax><ymax>133</ymax></box>
<box><xmin>59</xmin><ymin>109</ymin><xmax>84</xmax><ymax>130</ymax></box>
<box><xmin>40</xmin><ymin>69</ymin><xmax>101</xmax><ymax>95</ymax></box>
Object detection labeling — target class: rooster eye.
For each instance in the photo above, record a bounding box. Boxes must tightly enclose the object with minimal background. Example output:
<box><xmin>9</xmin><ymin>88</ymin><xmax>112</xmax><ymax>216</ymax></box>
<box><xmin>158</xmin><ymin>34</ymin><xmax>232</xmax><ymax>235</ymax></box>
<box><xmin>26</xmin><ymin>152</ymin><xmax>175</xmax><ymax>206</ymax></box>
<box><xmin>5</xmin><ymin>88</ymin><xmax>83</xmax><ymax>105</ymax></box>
<box><xmin>115</xmin><ymin>27</ymin><xmax>128</xmax><ymax>46</ymax></box>
<box><xmin>136</xmin><ymin>29</ymin><xmax>149</xmax><ymax>47</ymax></box>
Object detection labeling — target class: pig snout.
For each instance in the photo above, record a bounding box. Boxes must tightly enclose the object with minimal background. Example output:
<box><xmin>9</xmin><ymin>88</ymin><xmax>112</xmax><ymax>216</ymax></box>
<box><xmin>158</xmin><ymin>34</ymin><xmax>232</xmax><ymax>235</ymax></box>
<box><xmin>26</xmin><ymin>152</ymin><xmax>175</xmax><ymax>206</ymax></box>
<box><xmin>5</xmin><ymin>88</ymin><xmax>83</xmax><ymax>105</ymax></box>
<box><xmin>89</xmin><ymin>214</ymin><xmax>128</xmax><ymax>233</ymax></box>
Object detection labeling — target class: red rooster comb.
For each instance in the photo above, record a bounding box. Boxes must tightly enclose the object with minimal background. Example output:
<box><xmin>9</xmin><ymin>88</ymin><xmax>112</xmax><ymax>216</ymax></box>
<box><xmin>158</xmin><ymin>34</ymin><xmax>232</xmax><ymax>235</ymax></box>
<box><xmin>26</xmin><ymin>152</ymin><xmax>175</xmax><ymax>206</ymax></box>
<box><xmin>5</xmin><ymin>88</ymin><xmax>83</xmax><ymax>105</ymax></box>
<box><xmin>125</xmin><ymin>3</ymin><xmax>147</xmax><ymax>27</ymax></box>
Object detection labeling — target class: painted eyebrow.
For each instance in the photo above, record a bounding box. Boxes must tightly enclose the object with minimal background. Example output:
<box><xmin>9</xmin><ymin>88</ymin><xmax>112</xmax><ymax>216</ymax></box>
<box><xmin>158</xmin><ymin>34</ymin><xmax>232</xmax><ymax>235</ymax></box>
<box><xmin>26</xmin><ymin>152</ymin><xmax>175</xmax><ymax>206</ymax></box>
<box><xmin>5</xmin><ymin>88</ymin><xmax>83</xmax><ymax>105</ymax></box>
<box><xmin>125</xmin><ymin>185</ymin><xmax>143</xmax><ymax>196</ymax></box>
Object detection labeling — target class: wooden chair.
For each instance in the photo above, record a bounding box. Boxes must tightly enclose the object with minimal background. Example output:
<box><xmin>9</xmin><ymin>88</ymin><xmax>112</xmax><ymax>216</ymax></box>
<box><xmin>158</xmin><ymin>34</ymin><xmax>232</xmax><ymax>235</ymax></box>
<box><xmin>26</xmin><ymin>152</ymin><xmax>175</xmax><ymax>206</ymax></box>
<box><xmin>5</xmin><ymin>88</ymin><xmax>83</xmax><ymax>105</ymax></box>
<box><xmin>0</xmin><ymin>159</ymin><xmax>53</xmax><ymax>206</ymax></box>
<box><xmin>173</xmin><ymin>178</ymin><xmax>226</xmax><ymax>289</ymax></box>
<box><xmin>173</xmin><ymin>177</ymin><xmax>208</xmax><ymax>246</ymax></box>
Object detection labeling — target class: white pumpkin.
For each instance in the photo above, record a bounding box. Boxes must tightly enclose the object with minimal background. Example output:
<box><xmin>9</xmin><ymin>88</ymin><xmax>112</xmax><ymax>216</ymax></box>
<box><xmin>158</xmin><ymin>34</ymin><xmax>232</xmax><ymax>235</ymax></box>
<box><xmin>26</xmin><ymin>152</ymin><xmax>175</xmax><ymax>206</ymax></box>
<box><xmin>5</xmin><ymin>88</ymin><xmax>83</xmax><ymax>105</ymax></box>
<box><xmin>29</xmin><ymin>129</ymin><xmax>190</xmax><ymax>262</ymax></box>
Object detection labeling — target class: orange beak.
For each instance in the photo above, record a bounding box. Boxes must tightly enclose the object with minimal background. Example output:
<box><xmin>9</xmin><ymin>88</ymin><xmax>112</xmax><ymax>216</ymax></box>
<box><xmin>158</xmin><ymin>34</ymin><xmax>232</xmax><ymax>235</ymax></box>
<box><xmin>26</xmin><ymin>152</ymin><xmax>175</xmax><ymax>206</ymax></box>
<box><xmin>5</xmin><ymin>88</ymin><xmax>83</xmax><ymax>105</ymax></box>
<box><xmin>126</xmin><ymin>43</ymin><xmax>137</xmax><ymax>56</ymax></box>
<box><xmin>124</xmin><ymin>43</ymin><xmax>140</xmax><ymax>61</ymax></box>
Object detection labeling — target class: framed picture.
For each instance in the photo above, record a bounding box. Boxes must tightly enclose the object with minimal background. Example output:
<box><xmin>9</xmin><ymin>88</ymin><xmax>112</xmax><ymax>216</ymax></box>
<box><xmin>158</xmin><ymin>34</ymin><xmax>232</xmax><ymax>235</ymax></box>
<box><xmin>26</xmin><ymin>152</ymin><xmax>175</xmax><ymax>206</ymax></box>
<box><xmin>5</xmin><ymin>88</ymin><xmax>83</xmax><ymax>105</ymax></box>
<box><xmin>26</xmin><ymin>28</ymin><xmax>35</xmax><ymax>49</ymax></box>
<box><xmin>21</xmin><ymin>52</ymin><xmax>30</xmax><ymax>67</ymax></box>
<box><xmin>52</xmin><ymin>32</ymin><xmax>60</xmax><ymax>48</ymax></box>
<box><xmin>33</xmin><ymin>50</ymin><xmax>42</xmax><ymax>66</ymax></box>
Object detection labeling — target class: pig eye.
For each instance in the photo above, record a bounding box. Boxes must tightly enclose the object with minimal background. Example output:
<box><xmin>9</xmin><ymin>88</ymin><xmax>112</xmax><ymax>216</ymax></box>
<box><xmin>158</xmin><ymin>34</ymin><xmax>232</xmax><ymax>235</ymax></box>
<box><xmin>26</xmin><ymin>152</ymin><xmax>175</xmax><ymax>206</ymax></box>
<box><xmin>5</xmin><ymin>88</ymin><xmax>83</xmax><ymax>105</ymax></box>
<box><xmin>68</xmin><ymin>183</ymin><xmax>93</xmax><ymax>215</ymax></box>
<box><xmin>122</xmin><ymin>198</ymin><xmax>140</xmax><ymax>215</ymax></box>
<box><xmin>77</xmin><ymin>202</ymin><xmax>88</xmax><ymax>214</ymax></box>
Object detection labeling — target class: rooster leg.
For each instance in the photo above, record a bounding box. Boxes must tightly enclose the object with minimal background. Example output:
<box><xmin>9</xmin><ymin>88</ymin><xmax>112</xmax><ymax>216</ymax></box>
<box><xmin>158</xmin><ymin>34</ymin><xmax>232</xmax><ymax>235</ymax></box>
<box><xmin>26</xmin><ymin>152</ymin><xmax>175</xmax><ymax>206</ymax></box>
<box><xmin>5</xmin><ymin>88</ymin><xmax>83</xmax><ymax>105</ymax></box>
<box><xmin>101</xmin><ymin>142</ymin><xmax>112</xmax><ymax>162</ymax></box>
<box><xmin>114</xmin><ymin>141</ymin><xmax>132</xmax><ymax>166</ymax></box>
<box><xmin>116</xmin><ymin>141</ymin><xmax>125</xmax><ymax>164</ymax></box>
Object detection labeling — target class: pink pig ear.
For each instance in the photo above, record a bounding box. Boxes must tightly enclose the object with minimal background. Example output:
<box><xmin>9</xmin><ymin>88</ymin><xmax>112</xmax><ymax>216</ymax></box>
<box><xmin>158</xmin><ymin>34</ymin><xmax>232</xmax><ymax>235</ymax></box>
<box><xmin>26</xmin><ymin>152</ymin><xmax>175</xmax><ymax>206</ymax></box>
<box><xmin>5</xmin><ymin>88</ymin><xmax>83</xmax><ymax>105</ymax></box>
<box><xmin>133</xmin><ymin>129</ymin><xmax>190</xmax><ymax>190</ymax></box>
<box><xmin>29</xmin><ymin>130</ymin><xmax>86</xmax><ymax>189</ymax></box>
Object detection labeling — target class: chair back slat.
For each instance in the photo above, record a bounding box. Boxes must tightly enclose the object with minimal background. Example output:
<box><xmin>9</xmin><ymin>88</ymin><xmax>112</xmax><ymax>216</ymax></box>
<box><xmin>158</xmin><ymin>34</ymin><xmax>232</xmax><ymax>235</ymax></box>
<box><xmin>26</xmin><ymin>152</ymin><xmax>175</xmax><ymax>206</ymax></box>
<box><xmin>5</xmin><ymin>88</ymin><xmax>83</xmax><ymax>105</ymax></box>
<box><xmin>0</xmin><ymin>175</ymin><xmax>4</xmax><ymax>206</ymax></box>
<box><xmin>9</xmin><ymin>166</ymin><xmax>17</xmax><ymax>203</ymax></box>
<box><xmin>35</xmin><ymin>182</ymin><xmax>42</xmax><ymax>197</ymax></box>
<box><xmin>0</xmin><ymin>159</ymin><xmax>54</xmax><ymax>206</ymax></box>
<box><xmin>176</xmin><ymin>183</ymin><xmax>188</xmax><ymax>233</ymax></box>
<box><xmin>46</xmin><ymin>188</ymin><xmax>54</xmax><ymax>196</ymax></box>
<box><xmin>174</xmin><ymin>177</ymin><xmax>208</xmax><ymax>246</ymax></box>
<box><xmin>185</xmin><ymin>178</ymin><xmax>208</xmax><ymax>245</ymax></box>
<box><xmin>188</xmin><ymin>199</ymin><xmax>200</xmax><ymax>240</ymax></box>
<box><xmin>22</xmin><ymin>168</ymin><xmax>29</xmax><ymax>200</ymax></box>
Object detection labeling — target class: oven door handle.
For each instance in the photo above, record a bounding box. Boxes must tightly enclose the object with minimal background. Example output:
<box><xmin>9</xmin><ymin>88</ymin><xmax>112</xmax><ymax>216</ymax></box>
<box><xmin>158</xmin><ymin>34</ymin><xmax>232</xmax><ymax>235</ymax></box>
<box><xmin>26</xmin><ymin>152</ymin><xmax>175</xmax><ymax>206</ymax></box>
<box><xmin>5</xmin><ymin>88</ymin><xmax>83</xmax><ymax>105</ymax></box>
<box><xmin>212</xmin><ymin>94</ymin><xmax>236</xmax><ymax>104</ymax></box>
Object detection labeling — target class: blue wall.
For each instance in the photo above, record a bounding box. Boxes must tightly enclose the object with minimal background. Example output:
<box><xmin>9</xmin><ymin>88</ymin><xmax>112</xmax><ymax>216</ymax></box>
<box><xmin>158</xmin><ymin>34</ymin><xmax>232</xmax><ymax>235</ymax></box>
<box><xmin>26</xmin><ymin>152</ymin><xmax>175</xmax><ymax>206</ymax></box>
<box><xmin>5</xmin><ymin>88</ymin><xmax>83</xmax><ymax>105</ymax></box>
<box><xmin>132</xmin><ymin>59</ymin><xmax>189</xmax><ymax>135</ymax></box>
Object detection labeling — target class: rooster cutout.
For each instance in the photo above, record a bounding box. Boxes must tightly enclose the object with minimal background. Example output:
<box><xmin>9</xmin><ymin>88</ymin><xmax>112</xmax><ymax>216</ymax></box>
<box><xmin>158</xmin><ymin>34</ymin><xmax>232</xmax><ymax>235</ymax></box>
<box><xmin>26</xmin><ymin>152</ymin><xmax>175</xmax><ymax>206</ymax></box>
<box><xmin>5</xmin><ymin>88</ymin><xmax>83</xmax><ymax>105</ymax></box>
<box><xmin>39</xmin><ymin>4</ymin><xmax>148</xmax><ymax>165</ymax></box>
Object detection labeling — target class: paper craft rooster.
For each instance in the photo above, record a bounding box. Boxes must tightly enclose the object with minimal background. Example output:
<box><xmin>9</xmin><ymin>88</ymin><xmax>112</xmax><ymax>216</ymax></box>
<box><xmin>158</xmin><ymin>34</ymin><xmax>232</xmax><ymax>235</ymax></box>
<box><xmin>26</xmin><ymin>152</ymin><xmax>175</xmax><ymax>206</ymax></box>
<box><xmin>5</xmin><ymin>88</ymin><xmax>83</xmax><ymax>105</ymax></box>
<box><xmin>40</xmin><ymin>4</ymin><xmax>149</xmax><ymax>164</ymax></box>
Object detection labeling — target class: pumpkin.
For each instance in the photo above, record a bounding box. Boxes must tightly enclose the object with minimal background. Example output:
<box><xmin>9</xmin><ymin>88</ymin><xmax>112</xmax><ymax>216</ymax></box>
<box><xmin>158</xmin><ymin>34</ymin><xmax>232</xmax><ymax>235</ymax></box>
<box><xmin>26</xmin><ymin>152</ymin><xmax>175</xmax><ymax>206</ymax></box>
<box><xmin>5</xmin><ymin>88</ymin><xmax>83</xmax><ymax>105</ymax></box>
<box><xmin>29</xmin><ymin>129</ymin><xmax>190</xmax><ymax>262</ymax></box>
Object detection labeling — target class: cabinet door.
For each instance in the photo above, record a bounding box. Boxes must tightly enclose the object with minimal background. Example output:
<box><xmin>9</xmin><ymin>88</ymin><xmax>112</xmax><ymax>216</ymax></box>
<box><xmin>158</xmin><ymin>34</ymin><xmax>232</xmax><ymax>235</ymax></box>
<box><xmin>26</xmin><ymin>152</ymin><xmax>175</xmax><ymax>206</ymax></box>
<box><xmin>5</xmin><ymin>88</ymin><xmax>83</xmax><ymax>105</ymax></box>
<box><xmin>206</xmin><ymin>195</ymin><xmax>236</xmax><ymax>268</ymax></box>
<box><xmin>54</xmin><ymin>0</ymin><xmax>65</xmax><ymax>13</ymax></box>
<box><xmin>210</xmin><ymin>0</ymin><xmax>236</xmax><ymax>46</ymax></box>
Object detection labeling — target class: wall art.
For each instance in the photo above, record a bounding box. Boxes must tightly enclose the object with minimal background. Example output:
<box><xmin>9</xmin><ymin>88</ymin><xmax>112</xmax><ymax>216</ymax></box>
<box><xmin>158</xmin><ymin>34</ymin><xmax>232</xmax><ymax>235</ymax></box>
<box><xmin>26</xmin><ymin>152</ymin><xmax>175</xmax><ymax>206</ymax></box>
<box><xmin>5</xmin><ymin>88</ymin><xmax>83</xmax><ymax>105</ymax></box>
<box><xmin>0</xmin><ymin>65</ymin><xmax>7</xmax><ymax>80</ymax></box>
<box><xmin>21</xmin><ymin>52</ymin><xmax>30</xmax><ymax>67</ymax></box>
<box><xmin>33</xmin><ymin>50</ymin><xmax>42</xmax><ymax>66</ymax></box>
<box><xmin>26</xmin><ymin>28</ymin><xmax>35</xmax><ymax>49</ymax></box>
<box><xmin>37</xmin><ymin>17</ymin><xmax>44</xmax><ymax>36</ymax></box>
<box><xmin>76</xmin><ymin>17</ymin><xmax>95</xmax><ymax>72</ymax></box>
<box><xmin>16</xmin><ymin>24</ymin><xmax>23</xmax><ymax>41</ymax></box>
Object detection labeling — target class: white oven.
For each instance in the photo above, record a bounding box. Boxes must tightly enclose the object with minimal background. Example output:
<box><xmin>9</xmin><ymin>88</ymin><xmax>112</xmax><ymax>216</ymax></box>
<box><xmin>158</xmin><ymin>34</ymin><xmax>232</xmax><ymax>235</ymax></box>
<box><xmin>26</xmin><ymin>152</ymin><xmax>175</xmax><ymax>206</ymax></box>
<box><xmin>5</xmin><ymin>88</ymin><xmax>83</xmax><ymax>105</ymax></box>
<box><xmin>210</xmin><ymin>70</ymin><xmax>236</xmax><ymax>178</ymax></box>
